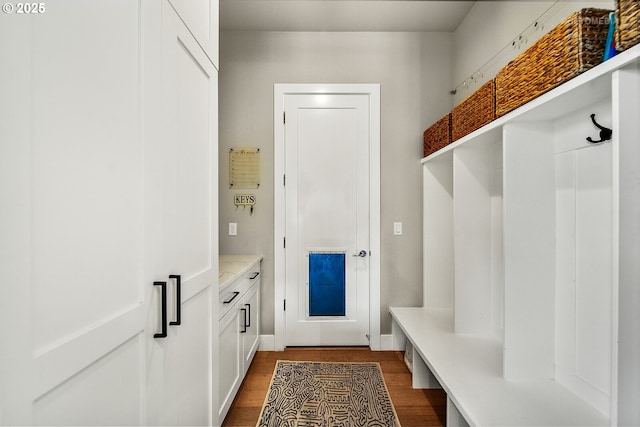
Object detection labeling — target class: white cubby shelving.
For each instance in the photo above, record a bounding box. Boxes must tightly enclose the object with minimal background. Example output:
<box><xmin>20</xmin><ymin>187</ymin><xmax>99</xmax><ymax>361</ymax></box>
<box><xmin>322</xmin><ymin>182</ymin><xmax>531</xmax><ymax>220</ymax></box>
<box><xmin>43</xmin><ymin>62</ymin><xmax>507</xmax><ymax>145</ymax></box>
<box><xmin>391</xmin><ymin>44</ymin><xmax>640</xmax><ymax>427</ymax></box>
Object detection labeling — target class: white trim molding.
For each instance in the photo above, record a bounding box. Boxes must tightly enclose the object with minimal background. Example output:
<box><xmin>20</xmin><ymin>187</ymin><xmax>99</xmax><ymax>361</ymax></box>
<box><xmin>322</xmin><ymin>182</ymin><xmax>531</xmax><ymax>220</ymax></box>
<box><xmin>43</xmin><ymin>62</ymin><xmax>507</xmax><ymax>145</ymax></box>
<box><xmin>380</xmin><ymin>334</ymin><xmax>396</xmax><ymax>351</ymax></box>
<box><xmin>258</xmin><ymin>335</ymin><xmax>276</xmax><ymax>352</ymax></box>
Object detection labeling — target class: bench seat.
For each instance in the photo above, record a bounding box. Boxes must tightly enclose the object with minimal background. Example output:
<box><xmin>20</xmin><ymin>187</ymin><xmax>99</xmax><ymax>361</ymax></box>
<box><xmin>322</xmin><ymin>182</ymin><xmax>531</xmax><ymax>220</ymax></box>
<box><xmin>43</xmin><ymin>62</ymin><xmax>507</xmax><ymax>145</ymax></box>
<box><xmin>389</xmin><ymin>306</ymin><xmax>608</xmax><ymax>427</ymax></box>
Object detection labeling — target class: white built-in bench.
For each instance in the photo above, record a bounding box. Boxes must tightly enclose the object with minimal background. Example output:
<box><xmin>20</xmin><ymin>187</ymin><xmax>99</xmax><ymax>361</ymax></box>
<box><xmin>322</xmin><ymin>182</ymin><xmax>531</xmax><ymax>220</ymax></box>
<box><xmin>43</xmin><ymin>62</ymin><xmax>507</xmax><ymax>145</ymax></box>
<box><xmin>390</xmin><ymin>307</ymin><xmax>608</xmax><ymax>427</ymax></box>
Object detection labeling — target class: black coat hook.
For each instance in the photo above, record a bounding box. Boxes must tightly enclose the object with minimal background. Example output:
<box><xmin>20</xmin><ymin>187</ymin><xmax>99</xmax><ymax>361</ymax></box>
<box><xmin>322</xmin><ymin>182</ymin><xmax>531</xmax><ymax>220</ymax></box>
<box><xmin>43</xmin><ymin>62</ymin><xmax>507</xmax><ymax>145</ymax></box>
<box><xmin>586</xmin><ymin>113</ymin><xmax>612</xmax><ymax>144</ymax></box>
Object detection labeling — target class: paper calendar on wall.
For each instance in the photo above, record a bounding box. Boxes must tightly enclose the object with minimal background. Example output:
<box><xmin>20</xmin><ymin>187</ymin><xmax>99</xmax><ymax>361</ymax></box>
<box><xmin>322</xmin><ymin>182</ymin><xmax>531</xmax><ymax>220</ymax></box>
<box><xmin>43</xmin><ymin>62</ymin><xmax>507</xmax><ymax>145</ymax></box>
<box><xmin>229</xmin><ymin>147</ymin><xmax>260</xmax><ymax>189</ymax></box>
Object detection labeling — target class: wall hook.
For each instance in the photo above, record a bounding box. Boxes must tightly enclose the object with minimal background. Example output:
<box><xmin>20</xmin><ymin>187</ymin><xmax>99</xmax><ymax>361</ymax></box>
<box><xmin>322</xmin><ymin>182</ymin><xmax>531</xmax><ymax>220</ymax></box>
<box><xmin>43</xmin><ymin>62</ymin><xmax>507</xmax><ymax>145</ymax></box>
<box><xmin>586</xmin><ymin>113</ymin><xmax>612</xmax><ymax>143</ymax></box>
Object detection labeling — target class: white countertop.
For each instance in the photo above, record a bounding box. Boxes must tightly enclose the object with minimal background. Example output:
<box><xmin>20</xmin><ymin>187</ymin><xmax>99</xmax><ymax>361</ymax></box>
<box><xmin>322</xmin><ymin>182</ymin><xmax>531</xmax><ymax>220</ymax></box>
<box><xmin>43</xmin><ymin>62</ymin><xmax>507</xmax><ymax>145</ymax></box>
<box><xmin>219</xmin><ymin>254</ymin><xmax>263</xmax><ymax>290</ymax></box>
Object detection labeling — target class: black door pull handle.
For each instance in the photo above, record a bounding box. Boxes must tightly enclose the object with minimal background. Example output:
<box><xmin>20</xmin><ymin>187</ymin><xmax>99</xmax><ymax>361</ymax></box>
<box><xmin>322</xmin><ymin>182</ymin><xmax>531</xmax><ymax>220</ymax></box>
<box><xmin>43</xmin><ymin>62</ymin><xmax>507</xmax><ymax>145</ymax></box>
<box><xmin>223</xmin><ymin>291</ymin><xmax>240</xmax><ymax>304</ymax></box>
<box><xmin>154</xmin><ymin>281</ymin><xmax>167</xmax><ymax>339</ymax></box>
<box><xmin>169</xmin><ymin>274</ymin><xmax>181</xmax><ymax>326</ymax></box>
<box><xmin>240</xmin><ymin>308</ymin><xmax>247</xmax><ymax>333</ymax></box>
<box><xmin>249</xmin><ymin>272</ymin><xmax>260</xmax><ymax>280</ymax></box>
<box><xmin>245</xmin><ymin>303</ymin><xmax>251</xmax><ymax>328</ymax></box>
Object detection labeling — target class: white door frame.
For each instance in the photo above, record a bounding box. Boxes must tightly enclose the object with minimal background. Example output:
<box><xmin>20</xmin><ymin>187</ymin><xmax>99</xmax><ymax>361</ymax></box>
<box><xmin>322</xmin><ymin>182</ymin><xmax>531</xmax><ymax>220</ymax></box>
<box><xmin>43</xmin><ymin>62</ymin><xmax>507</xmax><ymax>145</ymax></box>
<box><xmin>274</xmin><ymin>83</ymin><xmax>381</xmax><ymax>351</ymax></box>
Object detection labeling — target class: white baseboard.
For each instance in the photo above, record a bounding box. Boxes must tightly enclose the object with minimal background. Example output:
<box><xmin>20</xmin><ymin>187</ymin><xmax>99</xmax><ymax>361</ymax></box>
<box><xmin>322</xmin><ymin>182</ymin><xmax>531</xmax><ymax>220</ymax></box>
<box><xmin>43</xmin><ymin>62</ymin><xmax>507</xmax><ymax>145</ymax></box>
<box><xmin>380</xmin><ymin>334</ymin><xmax>395</xmax><ymax>351</ymax></box>
<box><xmin>259</xmin><ymin>335</ymin><xmax>275</xmax><ymax>351</ymax></box>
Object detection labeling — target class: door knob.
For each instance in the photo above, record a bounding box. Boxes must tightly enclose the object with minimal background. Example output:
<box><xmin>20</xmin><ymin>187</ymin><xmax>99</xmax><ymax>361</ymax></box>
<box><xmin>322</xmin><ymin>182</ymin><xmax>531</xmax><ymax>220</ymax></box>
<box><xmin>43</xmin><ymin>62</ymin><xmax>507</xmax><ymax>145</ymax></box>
<box><xmin>353</xmin><ymin>250</ymin><xmax>368</xmax><ymax>257</ymax></box>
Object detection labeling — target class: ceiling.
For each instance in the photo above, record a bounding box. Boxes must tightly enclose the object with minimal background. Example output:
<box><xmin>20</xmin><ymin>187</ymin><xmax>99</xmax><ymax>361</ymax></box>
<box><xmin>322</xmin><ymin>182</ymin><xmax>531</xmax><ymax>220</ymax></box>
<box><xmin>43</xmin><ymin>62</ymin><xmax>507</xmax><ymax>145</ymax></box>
<box><xmin>220</xmin><ymin>0</ymin><xmax>476</xmax><ymax>32</ymax></box>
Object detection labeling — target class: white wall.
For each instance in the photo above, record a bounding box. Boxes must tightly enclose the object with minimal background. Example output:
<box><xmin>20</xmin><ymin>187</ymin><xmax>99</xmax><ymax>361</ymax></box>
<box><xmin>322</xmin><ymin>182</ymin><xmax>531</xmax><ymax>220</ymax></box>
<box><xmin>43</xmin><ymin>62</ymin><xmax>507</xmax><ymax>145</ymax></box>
<box><xmin>452</xmin><ymin>0</ymin><xmax>614</xmax><ymax>105</ymax></box>
<box><xmin>219</xmin><ymin>31</ymin><xmax>453</xmax><ymax>335</ymax></box>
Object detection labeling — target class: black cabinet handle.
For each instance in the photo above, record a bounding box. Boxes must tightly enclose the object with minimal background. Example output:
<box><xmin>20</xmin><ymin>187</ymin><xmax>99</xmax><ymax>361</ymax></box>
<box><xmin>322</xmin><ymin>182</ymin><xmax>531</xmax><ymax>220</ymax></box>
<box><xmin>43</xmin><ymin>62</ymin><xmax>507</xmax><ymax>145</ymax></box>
<box><xmin>169</xmin><ymin>274</ymin><xmax>181</xmax><ymax>326</ymax></box>
<box><xmin>245</xmin><ymin>303</ymin><xmax>251</xmax><ymax>327</ymax></box>
<box><xmin>249</xmin><ymin>272</ymin><xmax>260</xmax><ymax>280</ymax></box>
<box><xmin>223</xmin><ymin>291</ymin><xmax>240</xmax><ymax>304</ymax></box>
<box><xmin>154</xmin><ymin>281</ymin><xmax>167</xmax><ymax>339</ymax></box>
<box><xmin>240</xmin><ymin>308</ymin><xmax>247</xmax><ymax>333</ymax></box>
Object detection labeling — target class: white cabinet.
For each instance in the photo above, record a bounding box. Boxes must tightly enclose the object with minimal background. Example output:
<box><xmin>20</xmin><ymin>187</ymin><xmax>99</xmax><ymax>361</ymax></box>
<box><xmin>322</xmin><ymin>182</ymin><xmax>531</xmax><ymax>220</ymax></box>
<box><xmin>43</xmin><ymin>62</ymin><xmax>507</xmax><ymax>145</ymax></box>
<box><xmin>171</xmin><ymin>287</ymin><xmax>215</xmax><ymax>426</ymax></box>
<box><xmin>1</xmin><ymin>2</ymin><xmax>152</xmax><ymax>424</ymax></box>
<box><xmin>145</xmin><ymin>3</ymin><xmax>219</xmax><ymax>425</ymax></box>
<box><xmin>168</xmin><ymin>0</ymin><xmax>219</xmax><ymax>68</ymax></box>
<box><xmin>217</xmin><ymin>256</ymin><xmax>262</xmax><ymax>425</ymax></box>
<box><xmin>393</xmin><ymin>45</ymin><xmax>640</xmax><ymax>427</ymax></box>
<box><xmin>241</xmin><ymin>281</ymin><xmax>261</xmax><ymax>374</ymax></box>
<box><xmin>0</xmin><ymin>1</ymin><xmax>219</xmax><ymax>425</ymax></box>
<box><xmin>218</xmin><ymin>301</ymin><xmax>242</xmax><ymax>424</ymax></box>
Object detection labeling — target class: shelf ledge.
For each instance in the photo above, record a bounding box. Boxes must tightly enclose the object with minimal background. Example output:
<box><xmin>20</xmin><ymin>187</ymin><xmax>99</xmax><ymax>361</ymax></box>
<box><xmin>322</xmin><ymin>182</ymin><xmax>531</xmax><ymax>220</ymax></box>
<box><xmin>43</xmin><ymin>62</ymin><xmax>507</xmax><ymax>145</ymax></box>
<box><xmin>422</xmin><ymin>44</ymin><xmax>640</xmax><ymax>165</ymax></box>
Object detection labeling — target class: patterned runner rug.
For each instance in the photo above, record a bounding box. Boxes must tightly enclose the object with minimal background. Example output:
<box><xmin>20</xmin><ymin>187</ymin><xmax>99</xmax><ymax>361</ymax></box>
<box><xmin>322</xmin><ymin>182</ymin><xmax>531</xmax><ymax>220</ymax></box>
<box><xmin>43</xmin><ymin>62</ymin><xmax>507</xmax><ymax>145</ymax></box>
<box><xmin>256</xmin><ymin>360</ymin><xmax>401</xmax><ymax>427</ymax></box>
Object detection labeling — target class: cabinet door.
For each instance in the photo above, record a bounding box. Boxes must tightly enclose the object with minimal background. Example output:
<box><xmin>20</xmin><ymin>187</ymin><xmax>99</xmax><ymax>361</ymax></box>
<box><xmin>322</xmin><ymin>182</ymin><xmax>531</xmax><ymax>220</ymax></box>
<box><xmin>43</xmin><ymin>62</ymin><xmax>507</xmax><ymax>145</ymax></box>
<box><xmin>218</xmin><ymin>306</ymin><xmax>242</xmax><ymax>424</ymax></box>
<box><xmin>155</xmin><ymin>3</ymin><xmax>219</xmax><ymax>425</ymax></box>
<box><xmin>242</xmin><ymin>282</ymin><xmax>261</xmax><ymax>375</ymax></box>
<box><xmin>172</xmin><ymin>287</ymin><xmax>214</xmax><ymax>426</ymax></box>
<box><xmin>161</xmin><ymin>1</ymin><xmax>218</xmax><ymax>304</ymax></box>
<box><xmin>168</xmin><ymin>0</ymin><xmax>219</xmax><ymax>68</ymax></box>
<box><xmin>0</xmin><ymin>1</ymin><xmax>148</xmax><ymax>424</ymax></box>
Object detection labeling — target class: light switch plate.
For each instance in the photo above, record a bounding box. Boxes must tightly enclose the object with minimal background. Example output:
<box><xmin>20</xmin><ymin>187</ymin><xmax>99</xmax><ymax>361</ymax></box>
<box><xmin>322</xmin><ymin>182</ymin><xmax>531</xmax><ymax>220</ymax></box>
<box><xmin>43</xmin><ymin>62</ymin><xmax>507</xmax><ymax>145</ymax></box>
<box><xmin>394</xmin><ymin>222</ymin><xmax>403</xmax><ymax>235</ymax></box>
<box><xmin>229</xmin><ymin>222</ymin><xmax>237</xmax><ymax>236</ymax></box>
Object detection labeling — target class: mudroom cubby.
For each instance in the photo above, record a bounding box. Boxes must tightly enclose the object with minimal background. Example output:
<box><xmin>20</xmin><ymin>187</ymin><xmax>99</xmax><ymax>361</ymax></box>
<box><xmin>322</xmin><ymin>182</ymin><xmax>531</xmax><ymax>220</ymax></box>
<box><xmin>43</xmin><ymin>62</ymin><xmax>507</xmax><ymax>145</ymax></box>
<box><xmin>391</xmin><ymin>44</ymin><xmax>640</xmax><ymax>426</ymax></box>
<box><xmin>453</xmin><ymin>134</ymin><xmax>504</xmax><ymax>340</ymax></box>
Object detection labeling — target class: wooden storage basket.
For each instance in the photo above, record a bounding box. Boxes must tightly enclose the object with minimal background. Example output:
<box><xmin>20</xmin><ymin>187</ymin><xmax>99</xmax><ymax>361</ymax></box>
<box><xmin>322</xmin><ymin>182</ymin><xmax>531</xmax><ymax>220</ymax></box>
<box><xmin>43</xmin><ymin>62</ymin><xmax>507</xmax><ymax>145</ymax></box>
<box><xmin>423</xmin><ymin>113</ymin><xmax>451</xmax><ymax>157</ymax></box>
<box><xmin>496</xmin><ymin>8</ymin><xmax>611</xmax><ymax>117</ymax></box>
<box><xmin>616</xmin><ymin>0</ymin><xmax>640</xmax><ymax>51</ymax></box>
<box><xmin>452</xmin><ymin>79</ymin><xmax>496</xmax><ymax>141</ymax></box>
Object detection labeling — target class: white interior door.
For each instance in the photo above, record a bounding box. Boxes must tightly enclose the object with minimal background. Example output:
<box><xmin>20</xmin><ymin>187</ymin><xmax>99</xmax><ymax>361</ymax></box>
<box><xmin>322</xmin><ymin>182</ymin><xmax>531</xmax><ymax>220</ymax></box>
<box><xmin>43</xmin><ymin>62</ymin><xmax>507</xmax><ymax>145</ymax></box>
<box><xmin>284</xmin><ymin>93</ymin><xmax>371</xmax><ymax>346</ymax></box>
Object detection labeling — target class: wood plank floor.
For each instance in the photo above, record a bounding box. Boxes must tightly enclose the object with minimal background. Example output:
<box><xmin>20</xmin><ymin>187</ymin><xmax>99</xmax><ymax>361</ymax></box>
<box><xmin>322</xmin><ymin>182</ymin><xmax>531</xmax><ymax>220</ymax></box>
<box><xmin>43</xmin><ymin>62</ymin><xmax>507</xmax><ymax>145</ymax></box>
<box><xmin>222</xmin><ymin>347</ymin><xmax>446</xmax><ymax>427</ymax></box>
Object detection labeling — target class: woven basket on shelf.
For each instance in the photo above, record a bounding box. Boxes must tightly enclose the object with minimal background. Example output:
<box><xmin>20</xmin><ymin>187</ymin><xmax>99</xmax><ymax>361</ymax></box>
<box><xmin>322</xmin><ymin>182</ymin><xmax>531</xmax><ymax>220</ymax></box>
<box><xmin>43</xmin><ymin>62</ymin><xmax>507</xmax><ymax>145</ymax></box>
<box><xmin>496</xmin><ymin>8</ymin><xmax>612</xmax><ymax>117</ymax></box>
<box><xmin>616</xmin><ymin>0</ymin><xmax>640</xmax><ymax>51</ymax></box>
<box><xmin>452</xmin><ymin>79</ymin><xmax>496</xmax><ymax>141</ymax></box>
<box><xmin>423</xmin><ymin>113</ymin><xmax>451</xmax><ymax>157</ymax></box>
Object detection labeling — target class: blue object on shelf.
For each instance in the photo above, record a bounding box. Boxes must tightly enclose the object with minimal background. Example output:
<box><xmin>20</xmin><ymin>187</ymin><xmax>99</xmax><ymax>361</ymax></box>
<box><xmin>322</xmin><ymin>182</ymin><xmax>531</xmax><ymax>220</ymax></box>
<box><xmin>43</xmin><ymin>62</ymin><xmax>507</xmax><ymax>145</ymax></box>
<box><xmin>604</xmin><ymin>12</ymin><xmax>617</xmax><ymax>61</ymax></box>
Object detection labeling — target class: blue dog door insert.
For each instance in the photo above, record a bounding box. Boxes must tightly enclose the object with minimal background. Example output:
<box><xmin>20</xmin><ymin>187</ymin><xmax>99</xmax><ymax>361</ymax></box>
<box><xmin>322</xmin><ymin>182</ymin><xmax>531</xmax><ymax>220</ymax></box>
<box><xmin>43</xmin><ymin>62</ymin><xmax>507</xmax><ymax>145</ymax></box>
<box><xmin>308</xmin><ymin>252</ymin><xmax>346</xmax><ymax>317</ymax></box>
